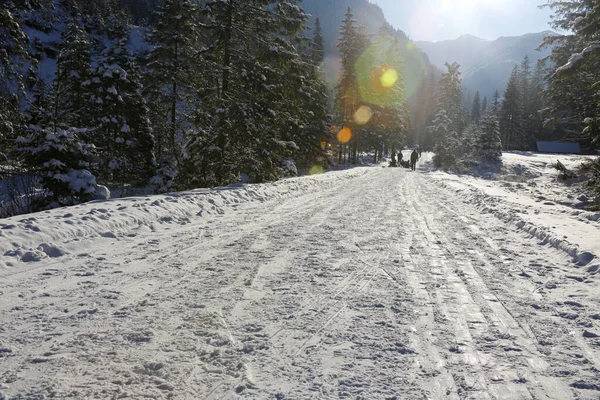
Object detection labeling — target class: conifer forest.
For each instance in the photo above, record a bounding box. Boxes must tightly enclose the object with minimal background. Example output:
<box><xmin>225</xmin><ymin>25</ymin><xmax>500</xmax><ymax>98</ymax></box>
<box><xmin>1</xmin><ymin>0</ymin><xmax>599</xmax><ymax>216</ymax></box>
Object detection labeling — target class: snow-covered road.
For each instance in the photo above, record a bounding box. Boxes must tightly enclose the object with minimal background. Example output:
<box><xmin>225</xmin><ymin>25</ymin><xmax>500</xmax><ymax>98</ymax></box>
<box><xmin>1</xmin><ymin>156</ymin><xmax>600</xmax><ymax>399</ymax></box>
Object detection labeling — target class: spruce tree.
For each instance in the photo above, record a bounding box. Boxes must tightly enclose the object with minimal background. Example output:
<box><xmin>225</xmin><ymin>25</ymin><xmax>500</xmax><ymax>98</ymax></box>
<box><xmin>428</xmin><ymin>109</ymin><xmax>455</xmax><ymax>167</ymax></box>
<box><xmin>145</xmin><ymin>0</ymin><xmax>200</xmax><ymax>168</ymax></box>
<box><xmin>518</xmin><ymin>55</ymin><xmax>536</xmax><ymax>149</ymax></box>
<box><xmin>471</xmin><ymin>90</ymin><xmax>481</xmax><ymax>122</ymax></box>
<box><xmin>491</xmin><ymin>90</ymin><xmax>500</xmax><ymax>113</ymax></box>
<box><xmin>481</xmin><ymin>96</ymin><xmax>488</xmax><ymax>117</ymax></box>
<box><xmin>55</xmin><ymin>19</ymin><xmax>92</xmax><ymax>129</ymax></box>
<box><xmin>437</xmin><ymin>62</ymin><xmax>466</xmax><ymax>135</ymax></box>
<box><xmin>427</xmin><ymin>62</ymin><xmax>466</xmax><ymax>166</ymax></box>
<box><xmin>529</xmin><ymin>58</ymin><xmax>548</xmax><ymax>140</ymax></box>
<box><xmin>499</xmin><ymin>65</ymin><xmax>524</xmax><ymax>150</ymax></box>
<box><xmin>312</xmin><ymin>17</ymin><xmax>325</xmax><ymax>65</ymax></box>
<box><xmin>90</xmin><ymin>34</ymin><xmax>156</xmax><ymax>188</ymax></box>
<box><xmin>541</xmin><ymin>0</ymin><xmax>599</xmax><ymax>139</ymax></box>
<box><xmin>362</xmin><ymin>25</ymin><xmax>408</xmax><ymax>160</ymax></box>
<box><xmin>541</xmin><ymin>0</ymin><xmax>600</xmax><ymax>197</ymax></box>
<box><xmin>335</xmin><ymin>8</ymin><xmax>370</xmax><ymax>164</ymax></box>
<box><xmin>478</xmin><ymin>112</ymin><xmax>502</xmax><ymax>163</ymax></box>
<box><xmin>16</xmin><ymin>127</ymin><xmax>98</xmax><ymax>209</ymax></box>
<box><xmin>0</xmin><ymin>3</ymin><xmax>30</xmax><ymax>165</ymax></box>
<box><xmin>184</xmin><ymin>0</ymin><xmax>327</xmax><ymax>186</ymax></box>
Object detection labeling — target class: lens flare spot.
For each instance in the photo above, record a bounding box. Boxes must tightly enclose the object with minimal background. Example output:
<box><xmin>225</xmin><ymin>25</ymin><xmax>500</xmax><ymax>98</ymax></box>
<box><xmin>330</xmin><ymin>125</ymin><xmax>338</xmax><ymax>133</ymax></box>
<box><xmin>380</xmin><ymin>69</ymin><xmax>398</xmax><ymax>88</ymax></box>
<box><xmin>353</xmin><ymin>106</ymin><xmax>373</xmax><ymax>125</ymax></box>
<box><xmin>309</xmin><ymin>165</ymin><xmax>324</xmax><ymax>175</ymax></box>
<box><xmin>337</xmin><ymin>127</ymin><xmax>353</xmax><ymax>144</ymax></box>
<box><xmin>320</xmin><ymin>140</ymin><xmax>327</xmax><ymax>148</ymax></box>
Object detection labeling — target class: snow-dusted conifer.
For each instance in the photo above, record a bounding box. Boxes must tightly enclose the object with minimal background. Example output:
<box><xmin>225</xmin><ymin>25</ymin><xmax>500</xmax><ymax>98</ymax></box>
<box><xmin>335</xmin><ymin>8</ymin><xmax>370</xmax><ymax>164</ymax></box>
<box><xmin>0</xmin><ymin>3</ymin><xmax>30</xmax><ymax>163</ymax></box>
<box><xmin>145</xmin><ymin>0</ymin><xmax>199</xmax><ymax>168</ymax></box>
<box><xmin>89</xmin><ymin>34</ymin><xmax>156</xmax><ymax>187</ymax></box>
<box><xmin>429</xmin><ymin>109</ymin><xmax>457</xmax><ymax>167</ymax></box>
<box><xmin>437</xmin><ymin>62</ymin><xmax>466</xmax><ymax>135</ymax></box>
<box><xmin>17</xmin><ymin>127</ymin><xmax>98</xmax><ymax>208</ymax></box>
<box><xmin>481</xmin><ymin>96</ymin><xmax>488</xmax><ymax>117</ymax></box>
<box><xmin>312</xmin><ymin>17</ymin><xmax>325</xmax><ymax>65</ymax></box>
<box><xmin>470</xmin><ymin>91</ymin><xmax>481</xmax><ymax>122</ymax></box>
<box><xmin>427</xmin><ymin>62</ymin><xmax>465</xmax><ymax>167</ymax></box>
<box><xmin>499</xmin><ymin>65</ymin><xmax>524</xmax><ymax>150</ymax></box>
<box><xmin>55</xmin><ymin>19</ymin><xmax>92</xmax><ymax>129</ymax></box>
<box><xmin>184</xmin><ymin>0</ymin><xmax>321</xmax><ymax>186</ymax></box>
<box><xmin>478</xmin><ymin>112</ymin><xmax>502</xmax><ymax>163</ymax></box>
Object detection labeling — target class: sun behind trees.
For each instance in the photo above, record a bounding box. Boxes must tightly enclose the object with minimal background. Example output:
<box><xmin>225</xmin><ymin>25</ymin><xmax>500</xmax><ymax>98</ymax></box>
<box><xmin>335</xmin><ymin>8</ymin><xmax>409</xmax><ymax>165</ymax></box>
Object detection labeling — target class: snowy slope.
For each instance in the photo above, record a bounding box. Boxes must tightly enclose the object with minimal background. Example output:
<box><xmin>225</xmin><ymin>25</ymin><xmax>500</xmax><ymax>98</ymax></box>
<box><xmin>1</xmin><ymin>152</ymin><xmax>599</xmax><ymax>399</ymax></box>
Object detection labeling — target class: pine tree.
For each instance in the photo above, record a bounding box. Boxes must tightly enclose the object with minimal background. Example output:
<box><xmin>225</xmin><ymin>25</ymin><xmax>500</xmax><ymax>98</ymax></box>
<box><xmin>427</xmin><ymin>62</ymin><xmax>466</xmax><ymax>166</ymax></box>
<box><xmin>437</xmin><ymin>62</ymin><xmax>466</xmax><ymax>135</ymax></box>
<box><xmin>478</xmin><ymin>112</ymin><xmax>502</xmax><ymax>163</ymax></box>
<box><xmin>89</xmin><ymin>34</ymin><xmax>156</xmax><ymax>188</ymax></box>
<box><xmin>491</xmin><ymin>90</ymin><xmax>500</xmax><ymax>113</ymax></box>
<box><xmin>529</xmin><ymin>58</ymin><xmax>548</xmax><ymax>140</ymax></box>
<box><xmin>462</xmin><ymin>122</ymin><xmax>480</xmax><ymax>161</ymax></box>
<box><xmin>428</xmin><ymin>109</ymin><xmax>457</xmax><ymax>167</ymax></box>
<box><xmin>183</xmin><ymin>0</ymin><xmax>322</xmax><ymax>186</ymax></box>
<box><xmin>541</xmin><ymin>0</ymin><xmax>599</xmax><ymax>134</ymax></box>
<box><xmin>360</xmin><ymin>24</ymin><xmax>408</xmax><ymax>161</ymax></box>
<box><xmin>518</xmin><ymin>55</ymin><xmax>536</xmax><ymax>149</ymax></box>
<box><xmin>481</xmin><ymin>96</ymin><xmax>488</xmax><ymax>116</ymax></box>
<box><xmin>312</xmin><ymin>17</ymin><xmax>325</xmax><ymax>65</ymax></box>
<box><xmin>499</xmin><ymin>65</ymin><xmax>524</xmax><ymax>150</ymax></box>
<box><xmin>145</xmin><ymin>0</ymin><xmax>200</xmax><ymax>168</ymax></box>
<box><xmin>335</xmin><ymin>8</ymin><xmax>370</xmax><ymax>164</ymax></box>
<box><xmin>55</xmin><ymin>19</ymin><xmax>92</xmax><ymax>129</ymax></box>
<box><xmin>0</xmin><ymin>3</ymin><xmax>30</xmax><ymax>165</ymax></box>
<box><xmin>541</xmin><ymin>0</ymin><xmax>600</xmax><ymax>197</ymax></box>
<box><xmin>16</xmin><ymin>127</ymin><xmax>98</xmax><ymax>209</ymax></box>
<box><xmin>471</xmin><ymin>90</ymin><xmax>481</xmax><ymax>122</ymax></box>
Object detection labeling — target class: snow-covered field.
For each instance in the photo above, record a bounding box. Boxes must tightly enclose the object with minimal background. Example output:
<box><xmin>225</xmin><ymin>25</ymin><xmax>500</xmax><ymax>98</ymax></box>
<box><xmin>1</xmin><ymin>152</ymin><xmax>599</xmax><ymax>399</ymax></box>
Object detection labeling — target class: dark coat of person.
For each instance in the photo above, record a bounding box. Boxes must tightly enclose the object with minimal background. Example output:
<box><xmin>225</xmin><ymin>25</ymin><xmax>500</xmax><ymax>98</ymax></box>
<box><xmin>410</xmin><ymin>150</ymin><xmax>419</xmax><ymax>163</ymax></box>
<box><xmin>410</xmin><ymin>149</ymin><xmax>419</xmax><ymax>171</ymax></box>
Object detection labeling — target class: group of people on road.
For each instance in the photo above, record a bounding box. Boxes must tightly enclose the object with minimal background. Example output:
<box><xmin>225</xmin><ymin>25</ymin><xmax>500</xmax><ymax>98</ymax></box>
<box><xmin>390</xmin><ymin>148</ymin><xmax>420</xmax><ymax>171</ymax></box>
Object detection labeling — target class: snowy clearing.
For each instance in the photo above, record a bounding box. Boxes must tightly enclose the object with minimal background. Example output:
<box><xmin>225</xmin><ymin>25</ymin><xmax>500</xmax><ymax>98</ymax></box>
<box><xmin>1</xmin><ymin>152</ymin><xmax>599</xmax><ymax>399</ymax></box>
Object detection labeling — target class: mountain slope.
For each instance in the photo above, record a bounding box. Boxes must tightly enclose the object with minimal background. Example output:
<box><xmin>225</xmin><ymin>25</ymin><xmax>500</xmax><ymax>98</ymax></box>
<box><xmin>300</xmin><ymin>0</ymin><xmax>435</xmax><ymax>99</ymax></box>
<box><xmin>416</xmin><ymin>31</ymin><xmax>556</xmax><ymax>100</ymax></box>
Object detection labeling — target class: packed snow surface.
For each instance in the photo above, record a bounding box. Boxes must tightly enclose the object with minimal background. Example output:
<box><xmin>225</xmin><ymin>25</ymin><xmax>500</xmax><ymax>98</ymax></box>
<box><xmin>1</xmin><ymin>152</ymin><xmax>599</xmax><ymax>399</ymax></box>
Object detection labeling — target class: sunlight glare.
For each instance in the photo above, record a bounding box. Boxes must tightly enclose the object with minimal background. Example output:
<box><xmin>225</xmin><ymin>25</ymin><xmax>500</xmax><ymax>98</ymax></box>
<box><xmin>380</xmin><ymin>69</ymin><xmax>398</xmax><ymax>88</ymax></box>
<box><xmin>337</xmin><ymin>127</ymin><xmax>353</xmax><ymax>144</ymax></box>
<box><xmin>353</xmin><ymin>106</ymin><xmax>373</xmax><ymax>125</ymax></box>
<box><xmin>309</xmin><ymin>165</ymin><xmax>324</xmax><ymax>175</ymax></box>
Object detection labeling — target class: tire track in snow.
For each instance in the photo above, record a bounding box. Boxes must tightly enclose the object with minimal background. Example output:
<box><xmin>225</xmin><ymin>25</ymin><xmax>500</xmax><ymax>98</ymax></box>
<box><xmin>405</xmin><ymin>172</ymin><xmax>584</xmax><ymax>398</ymax></box>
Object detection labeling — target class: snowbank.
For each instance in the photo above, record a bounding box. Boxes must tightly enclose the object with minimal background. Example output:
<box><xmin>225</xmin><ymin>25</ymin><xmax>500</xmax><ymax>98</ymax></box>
<box><xmin>424</xmin><ymin>152</ymin><xmax>600</xmax><ymax>270</ymax></box>
<box><xmin>0</xmin><ymin>168</ymin><xmax>369</xmax><ymax>269</ymax></box>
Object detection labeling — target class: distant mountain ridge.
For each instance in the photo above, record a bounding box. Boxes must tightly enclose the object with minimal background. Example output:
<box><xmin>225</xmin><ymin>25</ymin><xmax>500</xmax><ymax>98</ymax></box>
<box><xmin>299</xmin><ymin>0</ymin><xmax>435</xmax><ymax>99</ymax></box>
<box><xmin>416</xmin><ymin>31</ymin><xmax>557</xmax><ymax>100</ymax></box>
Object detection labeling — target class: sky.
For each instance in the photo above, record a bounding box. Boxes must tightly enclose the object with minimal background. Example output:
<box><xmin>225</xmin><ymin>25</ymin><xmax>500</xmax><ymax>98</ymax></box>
<box><xmin>369</xmin><ymin>0</ymin><xmax>555</xmax><ymax>42</ymax></box>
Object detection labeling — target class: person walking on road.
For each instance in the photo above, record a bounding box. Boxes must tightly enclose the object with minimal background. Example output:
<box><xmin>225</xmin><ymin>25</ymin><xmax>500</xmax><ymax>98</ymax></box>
<box><xmin>410</xmin><ymin>149</ymin><xmax>419</xmax><ymax>171</ymax></box>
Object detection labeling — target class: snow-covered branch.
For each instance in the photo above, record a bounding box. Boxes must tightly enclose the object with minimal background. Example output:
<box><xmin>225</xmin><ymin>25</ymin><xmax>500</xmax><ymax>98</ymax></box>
<box><xmin>555</xmin><ymin>42</ymin><xmax>600</xmax><ymax>74</ymax></box>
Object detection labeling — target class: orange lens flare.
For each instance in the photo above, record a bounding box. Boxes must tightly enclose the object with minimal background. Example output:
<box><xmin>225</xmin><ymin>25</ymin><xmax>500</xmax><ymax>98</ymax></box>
<box><xmin>337</xmin><ymin>127</ymin><xmax>353</xmax><ymax>144</ymax></box>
